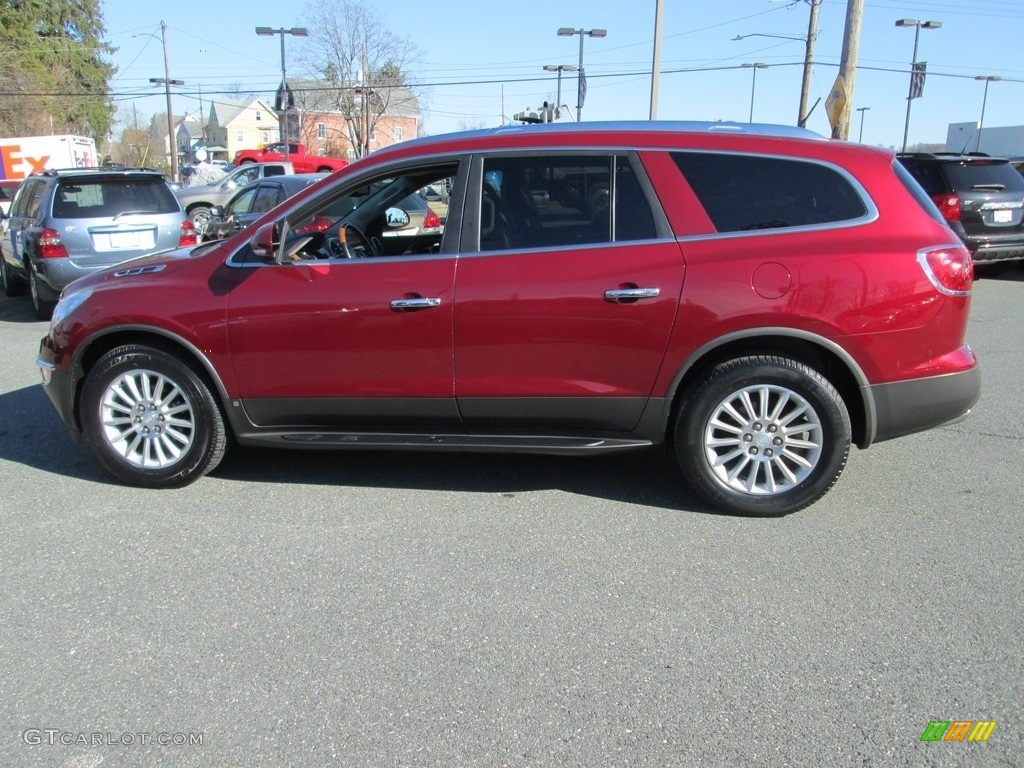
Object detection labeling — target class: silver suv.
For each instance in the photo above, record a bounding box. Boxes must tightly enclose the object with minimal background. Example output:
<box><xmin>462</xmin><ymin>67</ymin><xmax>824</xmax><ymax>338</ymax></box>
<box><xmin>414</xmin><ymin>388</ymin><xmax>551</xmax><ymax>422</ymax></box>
<box><xmin>175</xmin><ymin>162</ymin><xmax>293</xmax><ymax>237</ymax></box>
<box><xmin>0</xmin><ymin>168</ymin><xmax>194</xmax><ymax>318</ymax></box>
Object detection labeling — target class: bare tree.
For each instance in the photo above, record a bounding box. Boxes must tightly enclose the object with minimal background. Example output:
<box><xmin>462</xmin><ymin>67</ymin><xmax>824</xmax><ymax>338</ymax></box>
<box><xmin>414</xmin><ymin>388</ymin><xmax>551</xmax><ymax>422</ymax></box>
<box><xmin>298</xmin><ymin>0</ymin><xmax>421</xmax><ymax>158</ymax></box>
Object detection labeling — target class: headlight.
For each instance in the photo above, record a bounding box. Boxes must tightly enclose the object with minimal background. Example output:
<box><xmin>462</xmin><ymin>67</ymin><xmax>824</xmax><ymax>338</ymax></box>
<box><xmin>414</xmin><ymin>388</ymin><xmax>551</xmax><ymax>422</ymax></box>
<box><xmin>50</xmin><ymin>288</ymin><xmax>92</xmax><ymax>327</ymax></box>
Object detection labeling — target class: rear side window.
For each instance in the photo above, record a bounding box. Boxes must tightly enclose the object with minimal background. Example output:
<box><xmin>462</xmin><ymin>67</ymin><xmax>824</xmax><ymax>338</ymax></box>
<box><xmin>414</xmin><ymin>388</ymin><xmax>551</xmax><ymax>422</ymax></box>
<box><xmin>54</xmin><ymin>179</ymin><xmax>180</xmax><ymax>218</ymax></box>
<box><xmin>479</xmin><ymin>154</ymin><xmax>657</xmax><ymax>252</ymax></box>
<box><xmin>893</xmin><ymin>160</ymin><xmax>946</xmax><ymax>226</ymax></box>
<box><xmin>671</xmin><ymin>152</ymin><xmax>868</xmax><ymax>233</ymax></box>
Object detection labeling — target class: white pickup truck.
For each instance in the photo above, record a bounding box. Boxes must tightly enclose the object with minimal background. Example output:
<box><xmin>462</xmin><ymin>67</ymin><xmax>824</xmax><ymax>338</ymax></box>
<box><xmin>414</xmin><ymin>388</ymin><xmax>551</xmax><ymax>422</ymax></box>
<box><xmin>175</xmin><ymin>162</ymin><xmax>293</xmax><ymax>236</ymax></box>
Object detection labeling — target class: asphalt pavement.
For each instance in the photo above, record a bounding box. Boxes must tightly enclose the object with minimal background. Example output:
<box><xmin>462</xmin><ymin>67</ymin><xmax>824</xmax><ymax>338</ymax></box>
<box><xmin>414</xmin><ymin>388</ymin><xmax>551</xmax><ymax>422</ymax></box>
<box><xmin>0</xmin><ymin>269</ymin><xmax>1021</xmax><ymax>768</ymax></box>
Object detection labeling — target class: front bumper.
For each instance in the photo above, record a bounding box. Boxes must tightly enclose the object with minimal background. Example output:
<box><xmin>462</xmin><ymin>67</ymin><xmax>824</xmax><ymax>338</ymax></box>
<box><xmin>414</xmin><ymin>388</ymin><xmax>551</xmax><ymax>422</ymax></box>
<box><xmin>37</xmin><ymin>338</ymin><xmax>80</xmax><ymax>438</ymax></box>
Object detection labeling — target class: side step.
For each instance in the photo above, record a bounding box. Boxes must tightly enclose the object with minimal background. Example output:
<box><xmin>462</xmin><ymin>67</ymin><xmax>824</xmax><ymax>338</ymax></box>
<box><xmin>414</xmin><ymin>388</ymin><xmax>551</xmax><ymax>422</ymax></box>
<box><xmin>241</xmin><ymin>431</ymin><xmax>654</xmax><ymax>455</ymax></box>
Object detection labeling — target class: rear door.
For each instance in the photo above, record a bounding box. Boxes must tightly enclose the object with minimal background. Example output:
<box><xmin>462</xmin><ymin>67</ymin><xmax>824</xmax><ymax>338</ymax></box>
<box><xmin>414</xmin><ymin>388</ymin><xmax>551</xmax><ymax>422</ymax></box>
<box><xmin>1</xmin><ymin>178</ymin><xmax>45</xmax><ymax>271</ymax></box>
<box><xmin>453</xmin><ymin>152</ymin><xmax>684</xmax><ymax>431</ymax></box>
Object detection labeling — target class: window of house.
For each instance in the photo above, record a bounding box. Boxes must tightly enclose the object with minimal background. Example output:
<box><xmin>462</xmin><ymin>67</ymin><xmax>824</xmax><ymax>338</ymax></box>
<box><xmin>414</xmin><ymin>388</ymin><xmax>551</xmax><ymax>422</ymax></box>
<box><xmin>478</xmin><ymin>154</ymin><xmax>658</xmax><ymax>252</ymax></box>
<box><xmin>236</xmin><ymin>131</ymin><xmax>244</xmax><ymax>143</ymax></box>
<box><xmin>395</xmin><ymin>126</ymin><xmax>404</xmax><ymax>142</ymax></box>
<box><xmin>256</xmin><ymin>111</ymin><xmax>262</xmax><ymax>121</ymax></box>
<box><xmin>670</xmin><ymin>152</ymin><xmax>869</xmax><ymax>233</ymax></box>
<box><xmin>317</xmin><ymin>123</ymin><xmax>327</xmax><ymax>140</ymax></box>
<box><xmin>261</xmin><ymin>131</ymin><xmax>269</xmax><ymax>143</ymax></box>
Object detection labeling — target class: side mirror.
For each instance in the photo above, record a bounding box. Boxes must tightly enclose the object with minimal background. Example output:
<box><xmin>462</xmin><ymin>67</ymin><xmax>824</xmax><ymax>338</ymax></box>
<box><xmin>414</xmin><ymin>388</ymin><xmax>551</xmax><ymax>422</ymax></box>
<box><xmin>384</xmin><ymin>207</ymin><xmax>410</xmax><ymax>229</ymax></box>
<box><xmin>209</xmin><ymin>206</ymin><xmax>223</xmax><ymax>218</ymax></box>
<box><xmin>249</xmin><ymin>222</ymin><xmax>277</xmax><ymax>261</ymax></box>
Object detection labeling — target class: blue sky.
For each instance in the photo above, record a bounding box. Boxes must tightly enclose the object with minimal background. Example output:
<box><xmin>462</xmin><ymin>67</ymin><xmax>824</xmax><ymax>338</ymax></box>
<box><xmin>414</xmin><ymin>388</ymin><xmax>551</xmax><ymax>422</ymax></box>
<box><xmin>101</xmin><ymin>0</ymin><xmax>1024</xmax><ymax>149</ymax></box>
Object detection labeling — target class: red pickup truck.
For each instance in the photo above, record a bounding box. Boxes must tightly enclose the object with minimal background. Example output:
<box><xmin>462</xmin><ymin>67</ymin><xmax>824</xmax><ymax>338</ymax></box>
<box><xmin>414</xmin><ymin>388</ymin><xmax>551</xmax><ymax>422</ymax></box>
<box><xmin>233</xmin><ymin>142</ymin><xmax>348</xmax><ymax>174</ymax></box>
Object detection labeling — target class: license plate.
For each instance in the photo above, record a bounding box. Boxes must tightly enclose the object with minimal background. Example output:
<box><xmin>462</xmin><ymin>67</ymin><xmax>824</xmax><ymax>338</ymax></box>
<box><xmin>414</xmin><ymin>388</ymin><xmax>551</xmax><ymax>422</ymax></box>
<box><xmin>993</xmin><ymin>209</ymin><xmax>1012</xmax><ymax>224</ymax></box>
<box><xmin>110</xmin><ymin>231</ymin><xmax>141</xmax><ymax>248</ymax></box>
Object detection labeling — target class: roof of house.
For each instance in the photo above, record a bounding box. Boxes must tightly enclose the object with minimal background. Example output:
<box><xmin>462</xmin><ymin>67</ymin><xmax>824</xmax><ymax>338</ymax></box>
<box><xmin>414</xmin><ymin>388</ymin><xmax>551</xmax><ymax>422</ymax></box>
<box><xmin>285</xmin><ymin>80</ymin><xmax>420</xmax><ymax>119</ymax></box>
<box><xmin>209</xmin><ymin>98</ymin><xmax>278</xmax><ymax>128</ymax></box>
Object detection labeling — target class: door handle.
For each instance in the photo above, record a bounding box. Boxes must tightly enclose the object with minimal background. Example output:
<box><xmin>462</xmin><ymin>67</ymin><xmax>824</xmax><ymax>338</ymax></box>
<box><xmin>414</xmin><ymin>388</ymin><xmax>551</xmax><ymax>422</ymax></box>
<box><xmin>604</xmin><ymin>287</ymin><xmax>660</xmax><ymax>302</ymax></box>
<box><xmin>390</xmin><ymin>297</ymin><xmax>442</xmax><ymax>311</ymax></box>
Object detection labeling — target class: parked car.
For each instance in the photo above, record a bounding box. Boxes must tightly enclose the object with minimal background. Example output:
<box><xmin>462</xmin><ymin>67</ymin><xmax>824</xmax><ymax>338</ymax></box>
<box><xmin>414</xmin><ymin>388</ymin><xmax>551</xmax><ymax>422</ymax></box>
<box><xmin>233</xmin><ymin>142</ymin><xmax>348</xmax><ymax>174</ymax></box>
<box><xmin>174</xmin><ymin>162</ymin><xmax>293</xmax><ymax>237</ymax></box>
<box><xmin>0</xmin><ymin>179</ymin><xmax>21</xmax><ymax>215</ymax></box>
<box><xmin>1</xmin><ymin>167</ymin><xmax>195</xmax><ymax>318</ymax></box>
<box><xmin>36</xmin><ymin>121</ymin><xmax>980</xmax><ymax>516</ymax></box>
<box><xmin>203</xmin><ymin>173</ymin><xmax>327</xmax><ymax>241</ymax></box>
<box><xmin>897</xmin><ymin>152</ymin><xmax>1024</xmax><ymax>263</ymax></box>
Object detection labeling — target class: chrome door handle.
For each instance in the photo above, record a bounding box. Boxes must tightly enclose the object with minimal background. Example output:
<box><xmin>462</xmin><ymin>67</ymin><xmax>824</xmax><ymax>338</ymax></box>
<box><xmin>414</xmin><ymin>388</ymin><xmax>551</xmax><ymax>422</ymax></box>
<box><xmin>604</xmin><ymin>287</ymin><xmax>660</xmax><ymax>302</ymax></box>
<box><xmin>390</xmin><ymin>297</ymin><xmax>442</xmax><ymax>310</ymax></box>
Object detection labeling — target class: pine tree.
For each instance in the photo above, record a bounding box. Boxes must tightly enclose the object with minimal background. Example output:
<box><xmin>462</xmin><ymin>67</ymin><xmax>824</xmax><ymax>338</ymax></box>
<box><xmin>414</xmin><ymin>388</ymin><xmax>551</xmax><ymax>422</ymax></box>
<box><xmin>0</xmin><ymin>0</ymin><xmax>115</xmax><ymax>139</ymax></box>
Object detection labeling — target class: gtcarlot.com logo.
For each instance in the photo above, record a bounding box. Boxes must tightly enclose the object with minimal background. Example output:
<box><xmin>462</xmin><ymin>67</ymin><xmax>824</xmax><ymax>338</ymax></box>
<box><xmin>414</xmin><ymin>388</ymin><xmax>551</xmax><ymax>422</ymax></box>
<box><xmin>22</xmin><ymin>729</ymin><xmax>204</xmax><ymax>747</ymax></box>
<box><xmin>921</xmin><ymin>720</ymin><xmax>997</xmax><ymax>742</ymax></box>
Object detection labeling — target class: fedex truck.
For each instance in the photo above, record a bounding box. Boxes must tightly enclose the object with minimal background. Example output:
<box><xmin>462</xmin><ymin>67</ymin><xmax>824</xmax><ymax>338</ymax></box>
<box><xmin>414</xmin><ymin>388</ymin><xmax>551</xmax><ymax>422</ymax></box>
<box><xmin>0</xmin><ymin>135</ymin><xmax>98</xmax><ymax>181</ymax></box>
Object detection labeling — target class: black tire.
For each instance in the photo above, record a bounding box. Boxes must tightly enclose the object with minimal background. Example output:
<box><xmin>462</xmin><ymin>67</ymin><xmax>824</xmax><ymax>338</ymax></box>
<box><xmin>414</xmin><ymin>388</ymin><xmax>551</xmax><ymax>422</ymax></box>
<box><xmin>674</xmin><ymin>356</ymin><xmax>851</xmax><ymax>516</ymax></box>
<box><xmin>29</xmin><ymin>267</ymin><xmax>56</xmax><ymax>320</ymax></box>
<box><xmin>80</xmin><ymin>345</ymin><xmax>228</xmax><ymax>488</ymax></box>
<box><xmin>1</xmin><ymin>255</ymin><xmax>25</xmax><ymax>297</ymax></box>
<box><xmin>188</xmin><ymin>205</ymin><xmax>213</xmax><ymax>237</ymax></box>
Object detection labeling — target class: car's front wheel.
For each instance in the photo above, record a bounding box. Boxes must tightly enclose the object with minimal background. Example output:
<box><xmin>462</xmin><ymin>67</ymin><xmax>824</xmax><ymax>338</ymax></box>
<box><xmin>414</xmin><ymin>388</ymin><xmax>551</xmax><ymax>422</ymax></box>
<box><xmin>80</xmin><ymin>345</ymin><xmax>228</xmax><ymax>488</ymax></box>
<box><xmin>674</xmin><ymin>356</ymin><xmax>851</xmax><ymax>516</ymax></box>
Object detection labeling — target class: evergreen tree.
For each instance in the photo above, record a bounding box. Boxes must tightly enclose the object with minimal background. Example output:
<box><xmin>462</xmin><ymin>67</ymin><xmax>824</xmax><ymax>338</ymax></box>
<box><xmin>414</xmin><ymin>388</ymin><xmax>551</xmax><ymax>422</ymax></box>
<box><xmin>0</xmin><ymin>0</ymin><xmax>115</xmax><ymax>139</ymax></box>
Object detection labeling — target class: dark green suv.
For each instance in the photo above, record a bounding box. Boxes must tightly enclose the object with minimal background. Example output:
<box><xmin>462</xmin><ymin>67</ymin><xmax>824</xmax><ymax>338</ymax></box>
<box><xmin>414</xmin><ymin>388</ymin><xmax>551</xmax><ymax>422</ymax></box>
<box><xmin>897</xmin><ymin>152</ymin><xmax>1024</xmax><ymax>263</ymax></box>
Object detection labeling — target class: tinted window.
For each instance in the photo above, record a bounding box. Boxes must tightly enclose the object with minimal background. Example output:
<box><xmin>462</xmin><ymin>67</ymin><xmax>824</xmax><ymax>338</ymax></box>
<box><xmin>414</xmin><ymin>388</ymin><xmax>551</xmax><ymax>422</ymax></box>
<box><xmin>899</xmin><ymin>159</ymin><xmax>946</xmax><ymax>195</ymax></box>
<box><xmin>893</xmin><ymin>160</ymin><xmax>946</xmax><ymax>226</ymax></box>
<box><xmin>15</xmin><ymin>180</ymin><xmax>45</xmax><ymax>218</ymax></box>
<box><xmin>229</xmin><ymin>187</ymin><xmax>258</xmax><ymax>215</ymax></box>
<box><xmin>671</xmin><ymin>152</ymin><xmax>868</xmax><ymax>233</ymax></box>
<box><xmin>252</xmin><ymin>186</ymin><xmax>281</xmax><ymax>214</ymax></box>
<box><xmin>53</xmin><ymin>179</ymin><xmax>179</xmax><ymax>218</ymax></box>
<box><xmin>480</xmin><ymin>154</ymin><xmax>656</xmax><ymax>252</ymax></box>
<box><xmin>943</xmin><ymin>160</ymin><xmax>1024</xmax><ymax>193</ymax></box>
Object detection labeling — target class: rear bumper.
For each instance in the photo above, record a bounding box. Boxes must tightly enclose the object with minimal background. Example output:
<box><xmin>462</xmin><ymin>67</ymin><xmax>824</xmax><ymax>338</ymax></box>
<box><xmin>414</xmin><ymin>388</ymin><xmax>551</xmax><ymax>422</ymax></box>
<box><xmin>868</xmin><ymin>364</ymin><xmax>981</xmax><ymax>445</ymax></box>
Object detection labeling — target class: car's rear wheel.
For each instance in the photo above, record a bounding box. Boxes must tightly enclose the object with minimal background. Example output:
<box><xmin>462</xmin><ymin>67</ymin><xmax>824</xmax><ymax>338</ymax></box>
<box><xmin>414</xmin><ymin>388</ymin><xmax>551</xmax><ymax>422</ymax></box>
<box><xmin>188</xmin><ymin>206</ymin><xmax>212</xmax><ymax>237</ymax></box>
<box><xmin>81</xmin><ymin>345</ymin><xmax>228</xmax><ymax>488</ymax></box>
<box><xmin>674</xmin><ymin>356</ymin><xmax>851</xmax><ymax>516</ymax></box>
<box><xmin>1</xmin><ymin>255</ymin><xmax>25</xmax><ymax>297</ymax></box>
<box><xmin>28</xmin><ymin>266</ymin><xmax>56</xmax><ymax>320</ymax></box>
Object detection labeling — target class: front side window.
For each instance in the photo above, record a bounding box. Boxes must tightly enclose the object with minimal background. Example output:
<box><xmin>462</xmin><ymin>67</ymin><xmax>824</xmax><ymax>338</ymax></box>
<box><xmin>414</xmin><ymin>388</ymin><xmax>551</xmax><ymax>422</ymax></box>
<box><xmin>478</xmin><ymin>154</ymin><xmax>657</xmax><ymax>252</ymax></box>
<box><xmin>252</xmin><ymin>186</ymin><xmax>281</xmax><ymax>214</ymax></box>
<box><xmin>257</xmin><ymin>162</ymin><xmax>459</xmax><ymax>263</ymax></box>
<box><xmin>228</xmin><ymin>187</ymin><xmax>259</xmax><ymax>216</ymax></box>
<box><xmin>671</xmin><ymin>151</ymin><xmax>868</xmax><ymax>233</ymax></box>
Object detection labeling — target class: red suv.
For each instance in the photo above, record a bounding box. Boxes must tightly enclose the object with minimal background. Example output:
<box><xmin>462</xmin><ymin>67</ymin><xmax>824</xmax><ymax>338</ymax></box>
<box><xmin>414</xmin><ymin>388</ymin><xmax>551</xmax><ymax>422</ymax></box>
<box><xmin>36</xmin><ymin>122</ymin><xmax>980</xmax><ymax>516</ymax></box>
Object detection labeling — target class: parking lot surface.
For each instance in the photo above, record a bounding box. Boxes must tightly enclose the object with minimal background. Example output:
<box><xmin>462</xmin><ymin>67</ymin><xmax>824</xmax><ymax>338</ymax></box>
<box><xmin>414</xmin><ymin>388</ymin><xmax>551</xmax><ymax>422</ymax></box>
<box><xmin>1</xmin><ymin>269</ymin><xmax>1021</xmax><ymax>767</ymax></box>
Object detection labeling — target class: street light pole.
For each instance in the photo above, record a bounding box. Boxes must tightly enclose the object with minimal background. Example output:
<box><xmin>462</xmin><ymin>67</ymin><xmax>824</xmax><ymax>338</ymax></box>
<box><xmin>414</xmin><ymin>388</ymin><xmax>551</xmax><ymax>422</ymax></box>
<box><xmin>856</xmin><ymin>106</ymin><xmax>870</xmax><ymax>143</ymax></box>
<box><xmin>741</xmin><ymin>63</ymin><xmax>768</xmax><ymax>123</ymax></box>
<box><xmin>975</xmin><ymin>75</ymin><xmax>1001</xmax><ymax>153</ymax></box>
<box><xmin>543</xmin><ymin>65</ymin><xmax>576</xmax><ymax>120</ymax></box>
<box><xmin>256</xmin><ymin>26</ymin><xmax>309</xmax><ymax>162</ymax></box>
<box><xmin>896</xmin><ymin>18</ymin><xmax>941</xmax><ymax>153</ymax></box>
<box><xmin>557</xmin><ymin>27</ymin><xmax>607</xmax><ymax>121</ymax></box>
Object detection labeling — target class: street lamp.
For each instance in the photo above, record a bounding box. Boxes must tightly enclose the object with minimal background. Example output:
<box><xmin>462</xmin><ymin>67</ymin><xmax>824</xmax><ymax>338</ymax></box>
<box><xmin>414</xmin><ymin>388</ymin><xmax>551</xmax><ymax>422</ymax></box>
<box><xmin>896</xmin><ymin>18</ymin><xmax>941</xmax><ymax>153</ymax></box>
<box><xmin>557</xmin><ymin>27</ymin><xmax>607</xmax><ymax>121</ymax></box>
<box><xmin>135</xmin><ymin>21</ymin><xmax>181</xmax><ymax>182</ymax></box>
<box><xmin>975</xmin><ymin>75</ymin><xmax>1001</xmax><ymax>153</ymax></box>
<box><xmin>255</xmin><ymin>26</ymin><xmax>308</xmax><ymax>161</ymax></box>
<box><xmin>741</xmin><ymin>63</ymin><xmax>768</xmax><ymax>123</ymax></box>
<box><xmin>856</xmin><ymin>106</ymin><xmax>871</xmax><ymax>143</ymax></box>
<box><xmin>543</xmin><ymin>64</ymin><xmax>577</xmax><ymax>120</ymax></box>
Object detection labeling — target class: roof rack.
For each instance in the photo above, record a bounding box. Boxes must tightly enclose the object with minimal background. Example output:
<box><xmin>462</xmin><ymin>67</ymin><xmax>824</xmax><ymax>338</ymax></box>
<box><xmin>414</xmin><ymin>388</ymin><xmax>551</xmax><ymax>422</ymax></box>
<box><xmin>35</xmin><ymin>166</ymin><xmax>164</xmax><ymax>177</ymax></box>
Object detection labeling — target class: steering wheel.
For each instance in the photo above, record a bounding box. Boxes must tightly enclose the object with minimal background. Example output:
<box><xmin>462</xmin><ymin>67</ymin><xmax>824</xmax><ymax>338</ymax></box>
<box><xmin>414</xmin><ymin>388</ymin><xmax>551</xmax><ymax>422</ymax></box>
<box><xmin>329</xmin><ymin>224</ymin><xmax>378</xmax><ymax>258</ymax></box>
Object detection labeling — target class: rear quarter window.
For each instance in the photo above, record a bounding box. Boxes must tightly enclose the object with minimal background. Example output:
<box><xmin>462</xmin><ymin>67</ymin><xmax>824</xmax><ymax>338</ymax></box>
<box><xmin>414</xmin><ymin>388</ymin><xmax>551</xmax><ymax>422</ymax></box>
<box><xmin>671</xmin><ymin>152</ymin><xmax>868</xmax><ymax>233</ymax></box>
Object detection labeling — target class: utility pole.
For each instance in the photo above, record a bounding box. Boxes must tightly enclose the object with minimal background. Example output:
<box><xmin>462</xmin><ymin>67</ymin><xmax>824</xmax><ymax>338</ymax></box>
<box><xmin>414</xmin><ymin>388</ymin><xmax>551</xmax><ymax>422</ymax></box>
<box><xmin>798</xmin><ymin>0</ymin><xmax>821</xmax><ymax>127</ymax></box>
<box><xmin>832</xmin><ymin>0</ymin><xmax>864</xmax><ymax>140</ymax></box>
<box><xmin>649</xmin><ymin>0</ymin><xmax>664</xmax><ymax>119</ymax></box>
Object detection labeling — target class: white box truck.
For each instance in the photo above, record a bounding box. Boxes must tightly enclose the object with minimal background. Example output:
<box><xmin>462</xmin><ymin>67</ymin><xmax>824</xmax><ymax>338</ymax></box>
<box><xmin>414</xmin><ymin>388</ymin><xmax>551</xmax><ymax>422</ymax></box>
<box><xmin>0</xmin><ymin>134</ymin><xmax>98</xmax><ymax>181</ymax></box>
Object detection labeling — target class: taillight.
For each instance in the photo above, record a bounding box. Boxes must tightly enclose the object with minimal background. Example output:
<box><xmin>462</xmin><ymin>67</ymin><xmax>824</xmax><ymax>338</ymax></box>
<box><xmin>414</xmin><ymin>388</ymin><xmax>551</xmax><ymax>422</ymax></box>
<box><xmin>38</xmin><ymin>227</ymin><xmax>68</xmax><ymax>258</ymax></box>
<box><xmin>917</xmin><ymin>245</ymin><xmax>973</xmax><ymax>296</ymax></box>
<box><xmin>179</xmin><ymin>219</ymin><xmax>197</xmax><ymax>247</ymax></box>
<box><xmin>422</xmin><ymin>207</ymin><xmax>441</xmax><ymax>230</ymax></box>
<box><xmin>931</xmin><ymin>193</ymin><xmax>961</xmax><ymax>223</ymax></box>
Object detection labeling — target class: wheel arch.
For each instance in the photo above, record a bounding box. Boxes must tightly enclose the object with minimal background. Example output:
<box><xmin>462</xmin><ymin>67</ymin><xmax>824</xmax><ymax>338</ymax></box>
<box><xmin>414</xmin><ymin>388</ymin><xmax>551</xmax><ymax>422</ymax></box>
<box><xmin>665</xmin><ymin>329</ymin><xmax>876</xmax><ymax>449</ymax></box>
<box><xmin>70</xmin><ymin>327</ymin><xmax>233</xmax><ymax>434</ymax></box>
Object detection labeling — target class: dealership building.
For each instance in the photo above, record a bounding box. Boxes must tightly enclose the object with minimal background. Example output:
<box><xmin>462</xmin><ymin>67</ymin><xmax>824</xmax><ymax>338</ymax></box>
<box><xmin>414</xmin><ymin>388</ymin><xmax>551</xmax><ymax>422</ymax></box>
<box><xmin>946</xmin><ymin>122</ymin><xmax>1024</xmax><ymax>157</ymax></box>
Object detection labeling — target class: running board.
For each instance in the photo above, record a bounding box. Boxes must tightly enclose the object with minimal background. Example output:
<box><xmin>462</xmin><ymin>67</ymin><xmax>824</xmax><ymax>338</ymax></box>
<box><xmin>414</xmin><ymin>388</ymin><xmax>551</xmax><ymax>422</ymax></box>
<box><xmin>239</xmin><ymin>431</ymin><xmax>654</xmax><ymax>454</ymax></box>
